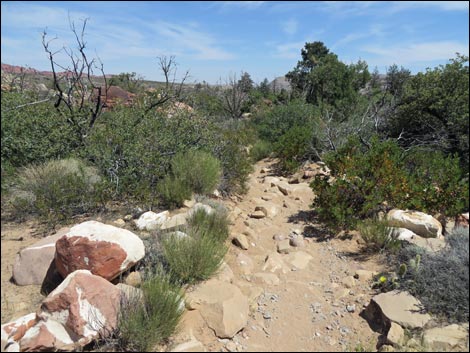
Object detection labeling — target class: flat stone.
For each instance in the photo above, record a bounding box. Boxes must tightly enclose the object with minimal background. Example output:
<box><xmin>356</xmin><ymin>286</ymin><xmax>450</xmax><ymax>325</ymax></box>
<box><xmin>422</xmin><ymin>324</ymin><xmax>469</xmax><ymax>351</ymax></box>
<box><xmin>387</xmin><ymin>322</ymin><xmax>405</xmax><ymax>347</ymax></box>
<box><xmin>277</xmin><ymin>240</ymin><xmax>291</xmax><ymax>254</ymax></box>
<box><xmin>285</xmin><ymin>251</ymin><xmax>312</xmax><ymax>269</ymax></box>
<box><xmin>371</xmin><ymin>290</ymin><xmax>431</xmax><ymax>329</ymax></box>
<box><xmin>232</xmin><ymin>234</ymin><xmax>249</xmax><ymax>250</ymax></box>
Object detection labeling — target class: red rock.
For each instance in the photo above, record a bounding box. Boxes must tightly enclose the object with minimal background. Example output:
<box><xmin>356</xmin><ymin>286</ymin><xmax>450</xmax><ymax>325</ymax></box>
<box><xmin>38</xmin><ymin>270</ymin><xmax>121</xmax><ymax>345</ymax></box>
<box><xmin>1</xmin><ymin>313</ymin><xmax>37</xmax><ymax>351</ymax></box>
<box><xmin>55</xmin><ymin>221</ymin><xmax>145</xmax><ymax>281</ymax></box>
<box><xmin>19</xmin><ymin>320</ymin><xmax>75</xmax><ymax>352</ymax></box>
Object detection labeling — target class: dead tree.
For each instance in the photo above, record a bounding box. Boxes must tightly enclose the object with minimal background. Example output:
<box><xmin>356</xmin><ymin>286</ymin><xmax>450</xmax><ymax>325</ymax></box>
<box><xmin>144</xmin><ymin>56</ymin><xmax>189</xmax><ymax>114</ymax></box>
<box><xmin>42</xmin><ymin>17</ymin><xmax>108</xmax><ymax>142</ymax></box>
<box><xmin>220</xmin><ymin>74</ymin><xmax>248</xmax><ymax>119</ymax></box>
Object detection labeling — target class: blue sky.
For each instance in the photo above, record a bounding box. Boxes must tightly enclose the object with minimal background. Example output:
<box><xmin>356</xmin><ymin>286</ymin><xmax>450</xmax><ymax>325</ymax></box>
<box><xmin>1</xmin><ymin>1</ymin><xmax>469</xmax><ymax>84</ymax></box>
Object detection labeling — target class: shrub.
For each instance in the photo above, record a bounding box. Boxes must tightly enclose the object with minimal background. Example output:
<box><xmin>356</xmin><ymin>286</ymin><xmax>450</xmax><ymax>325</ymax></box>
<box><xmin>396</xmin><ymin>227</ymin><xmax>469</xmax><ymax>323</ymax></box>
<box><xmin>274</xmin><ymin>125</ymin><xmax>316</xmax><ymax>172</ymax></box>
<box><xmin>357</xmin><ymin>218</ymin><xmax>401</xmax><ymax>253</ymax></box>
<box><xmin>310</xmin><ymin>136</ymin><xmax>468</xmax><ymax>230</ymax></box>
<box><xmin>252</xmin><ymin>101</ymin><xmax>317</xmax><ymax>143</ymax></box>
<box><xmin>156</xmin><ymin>175</ymin><xmax>192</xmax><ymax>210</ymax></box>
<box><xmin>186</xmin><ymin>207</ymin><xmax>230</xmax><ymax>243</ymax></box>
<box><xmin>7</xmin><ymin>158</ymin><xmax>103</xmax><ymax>223</ymax></box>
<box><xmin>162</xmin><ymin>230</ymin><xmax>227</xmax><ymax>284</ymax></box>
<box><xmin>171</xmin><ymin>150</ymin><xmax>221</xmax><ymax>195</ymax></box>
<box><xmin>162</xmin><ymin>206</ymin><xmax>229</xmax><ymax>284</ymax></box>
<box><xmin>1</xmin><ymin>92</ymin><xmax>79</xmax><ymax>169</ymax></box>
<box><xmin>211</xmin><ymin>127</ymin><xmax>253</xmax><ymax>195</ymax></box>
<box><xmin>84</xmin><ymin>107</ymin><xmax>214</xmax><ymax>204</ymax></box>
<box><xmin>404</xmin><ymin>149</ymin><xmax>469</xmax><ymax>217</ymax></box>
<box><xmin>117</xmin><ymin>268</ymin><xmax>184</xmax><ymax>351</ymax></box>
<box><xmin>250</xmin><ymin>139</ymin><xmax>273</xmax><ymax>162</ymax></box>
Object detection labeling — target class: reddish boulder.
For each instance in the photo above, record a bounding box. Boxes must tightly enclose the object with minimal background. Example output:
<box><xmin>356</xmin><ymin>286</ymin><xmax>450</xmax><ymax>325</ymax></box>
<box><xmin>38</xmin><ymin>270</ymin><xmax>121</xmax><ymax>346</ymax></box>
<box><xmin>1</xmin><ymin>313</ymin><xmax>37</xmax><ymax>351</ymax></box>
<box><xmin>55</xmin><ymin>221</ymin><xmax>145</xmax><ymax>281</ymax></box>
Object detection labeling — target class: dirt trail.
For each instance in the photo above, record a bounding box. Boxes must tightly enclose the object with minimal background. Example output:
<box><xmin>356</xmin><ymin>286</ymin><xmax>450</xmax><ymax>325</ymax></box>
<box><xmin>171</xmin><ymin>159</ymin><xmax>386</xmax><ymax>352</ymax></box>
<box><xmin>1</xmin><ymin>158</ymin><xmax>387</xmax><ymax>352</ymax></box>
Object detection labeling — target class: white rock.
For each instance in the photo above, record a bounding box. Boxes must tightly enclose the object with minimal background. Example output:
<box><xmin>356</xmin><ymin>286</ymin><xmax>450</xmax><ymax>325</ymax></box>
<box><xmin>134</xmin><ymin>211</ymin><xmax>169</xmax><ymax>231</ymax></box>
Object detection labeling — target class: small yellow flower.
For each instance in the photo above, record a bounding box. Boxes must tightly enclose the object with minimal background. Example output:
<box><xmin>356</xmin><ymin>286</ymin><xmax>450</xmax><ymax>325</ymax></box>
<box><xmin>379</xmin><ymin>276</ymin><xmax>387</xmax><ymax>283</ymax></box>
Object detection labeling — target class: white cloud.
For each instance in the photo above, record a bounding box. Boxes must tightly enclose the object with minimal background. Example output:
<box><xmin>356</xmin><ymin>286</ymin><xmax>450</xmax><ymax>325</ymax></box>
<box><xmin>273</xmin><ymin>41</ymin><xmax>305</xmax><ymax>59</ymax></box>
<box><xmin>362</xmin><ymin>41</ymin><xmax>469</xmax><ymax>66</ymax></box>
<box><xmin>149</xmin><ymin>21</ymin><xmax>235</xmax><ymax>60</ymax></box>
<box><xmin>218</xmin><ymin>1</ymin><xmax>266</xmax><ymax>9</ymax></box>
<box><xmin>389</xmin><ymin>1</ymin><xmax>470</xmax><ymax>12</ymax></box>
<box><xmin>282</xmin><ymin>19</ymin><xmax>298</xmax><ymax>35</ymax></box>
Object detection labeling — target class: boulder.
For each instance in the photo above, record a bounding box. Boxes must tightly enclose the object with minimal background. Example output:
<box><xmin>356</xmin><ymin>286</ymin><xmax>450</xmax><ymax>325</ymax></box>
<box><xmin>19</xmin><ymin>319</ymin><xmax>75</xmax><ymax>352</ymax></box>
<box><xmin>134</xmin><ymin>210</ymin><xmax>169</xmax><ymax>231</ymax></box>
<box><xmin>185</xmin><ymin>280</ymin><xmax>248</xmax><ymax>338</ymax></box>
<box><xmin>249</xmin><ymin>210</ymin><xmax>266</xmax><ymax>219</ymax></box>
<box><xmin>1</xmin><ymin>313</ymin><xmax>37</xmax><ymax>351</ymax></box>
<box><xmin>12</xmin><ymin>228</ymin><xmax>69</xmax><ymax>286</ymax></box>
<box><xmin>387</xmin><ymin>209</ymin><xmax>442</xmax><ymax>238</ymax></box>
<box><xmin>161</xmin><ymin>213</ymin><xmax>188</xmax><ymax>231</ymax></box>
<box><xmin>38</xmin><ymin>270</ymin><xmax>122</xmax><ymax>346</ymax></box>
<box><xmin>388</xmin><ymin>227</ymin><xmax>416</xmax><ymax>241</ymax></box>
<box><xmin>386</xmin><ymin>322</ymin><xmax>405</xmax><ymax>347</ymax></box>
<box><xmin>254</xmin><ymin>202</ymin><xmax>279</xmax><ymax>219</ymax></box>
<box><xmin>422</xmin><ymin>324</ymin><xmax>469</xmax><ymax>351</ymax></box>
<box><xmin>369</xmin><ymin>290</ymin><xmax>431</xmax><ymax>329</ymax></box>
<box><xmin>55</xmin><ymin>221</ymin><xmax>145</xmax><ymax>281</ymax></box>
<box><xmin>276</xmin><ymin>181</ymin><xmax>291</xmax><ymax>196</ymax></box>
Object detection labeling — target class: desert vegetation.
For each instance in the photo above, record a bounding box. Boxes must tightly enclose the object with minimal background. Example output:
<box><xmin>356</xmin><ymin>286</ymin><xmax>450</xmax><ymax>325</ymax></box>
<box><xmin>1</xmin><ymin>18</ymin><xmax>468</xmax><ymax>352</ymax></box>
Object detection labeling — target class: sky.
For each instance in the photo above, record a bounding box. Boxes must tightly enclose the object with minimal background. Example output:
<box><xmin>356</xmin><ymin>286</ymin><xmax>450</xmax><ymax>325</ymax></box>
<box><xmin>1</xmin><ymin>1</ymin><xmax>469</xmax><ymax>84</ymax></box>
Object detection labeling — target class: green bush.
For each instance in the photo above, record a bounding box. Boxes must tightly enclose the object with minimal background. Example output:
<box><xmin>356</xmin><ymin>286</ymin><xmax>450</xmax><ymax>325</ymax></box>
<box><xmin>310</xmin><ymin>136</ymin><xmax>468</xmax><ymax>230</ymax></box>
<box><xmin>404</xmin><ymin>149</ymin><xmax>469</xmax><ymax>216</ymax></box>
<box><xmin>252</xmin><ymin>101</ymin><xmax>317</xmax><ymax>143</ymax></box>
<box><xmin>7</xmin><ymin>158</ymin><xmax>103</xmax><ymax>223</ymax></box>
<box><xmin>162</xmin><ymin>232</ymin><xmax>227</xmax><ymax>284</ymax></box>
<box><xmin>357</xmin><ymin>218</ymin><xmax>401</xmax><ymax>253</ymax></box>
<box><xmin>250</xmin><ymin>139</ymin><xmax>272</xmax><ymax>162</ymax></box>
<box><xmin>211</xmin><ymin>126</ymin><xmax>253</xmax><ymax>195</ymax></box>
<box><xmin>171</xmin><ymin>150</ymin><xmax>221</xmax><ymax>195</ymax></box>
<box><xmin>117</xmin><ymin>268</ymin><xmax>184</xmax><ymax>351</ymax></box>
<box><xmin>396</xmin><ymin>227</ymin><xmax>469</xmax><ymax>323</ymax></box>
<box><xmin>186</xmin><ymin>207</ymin><xmax>230</xmax><ymax>243</ymax></box>
<box><xmin>84</xmin><ymin>107</ymin><xmax>214</xmax><ymax>204</ymax></box>
<box><xmin>1</xmin><ymin>92</ymin><xmax>79</xmax><ymax>169</ymax></box>
<box><xmin>156</xmin><ymin>175</ymin><xmax>192</xmax><ymax>210</ymax></box>
<box><xmin>274</xmin><ymin>125</ymin><xmax>316</xmax><ymax>172</ymax></box>
<box><xmin>162</xmin><ymin>206</ymin><xmax>229</xmax><ymax>284</ymax></box>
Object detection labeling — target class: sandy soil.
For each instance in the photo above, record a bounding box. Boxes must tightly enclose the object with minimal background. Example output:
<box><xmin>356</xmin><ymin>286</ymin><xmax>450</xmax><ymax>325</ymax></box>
<box><xmin>1</xmin><ymin>158</ymin><xmax>388</xmax><ymax>352</ymax></box>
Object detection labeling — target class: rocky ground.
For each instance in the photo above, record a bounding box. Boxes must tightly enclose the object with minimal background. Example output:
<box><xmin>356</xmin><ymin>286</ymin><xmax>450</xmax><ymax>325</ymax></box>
<box><xmin>166</xmin><ymin>159</ymin><xmax>387</xmax><ymax>352</ymax></box>
<box><xmin>1</xmin><ymin>158</ymin><xmax>468</xmax><ymax>352</ymax></box>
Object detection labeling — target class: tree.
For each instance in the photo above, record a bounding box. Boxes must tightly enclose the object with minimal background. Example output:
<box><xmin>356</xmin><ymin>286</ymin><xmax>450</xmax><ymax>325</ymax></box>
<box><xmin>237</xmin><ymin>72</ymin><xmax>254</xmax><ymax>94</ymax></box>
<box><xmin>386</xmin><ymin>54</ymin><xmax>469</xmax><ymax>169</ymax></box>
<box><xmin>258</xmin><ymin>78</ymin><xmax>271</xmax><ymax>97</ymax></box>
<box><xmin>143</xmin><ymin>56</ymin><xmax>190</xmax><ymax>114</ymax></box>
<box><xmin>220</xmin><ymin>74</ymin><xmax>248</xmax><ymax>119</ymax></box>
<box><xmin>109</xmin><ymin>72</ymin><xmax>144</xmax><ymax>93</ymax></box>
<box><xmin>285</xmin><ymin>41</ymin><xmax>370</xmax><ymax>109</ymax></box>
<box><xmin>42</xmin><ymin>17</ymin><xmax>108</xmax><ymax>144</ymax></box>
